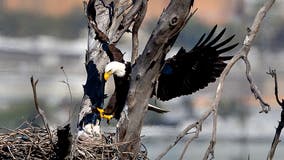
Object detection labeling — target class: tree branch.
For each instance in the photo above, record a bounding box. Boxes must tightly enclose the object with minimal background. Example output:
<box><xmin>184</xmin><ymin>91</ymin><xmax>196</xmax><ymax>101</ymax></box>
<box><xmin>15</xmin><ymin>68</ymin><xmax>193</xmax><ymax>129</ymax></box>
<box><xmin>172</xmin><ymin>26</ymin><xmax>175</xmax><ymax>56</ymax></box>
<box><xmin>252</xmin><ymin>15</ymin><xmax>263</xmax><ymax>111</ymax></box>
<box><xmin>267</xmin><ymin>68</ymin><xmax>284</xmax><ymax>160</ymax></box>
<box><xmin>243</xmin><ymin>55</ymin><xmax>270</xmax><ymax>113</ymax></box>
<box><xmin>111</xmin><ymin>0</ymin><xmax>144</xmax><ymax>44</ymax></box>
<box><xmin>238</xmin><ymin>0</ymin><xmax>275</xmax><ymax>113</ymax></box>
<box><xmin>267</xmin><ymin>68</ymin><xmax>283</xmax><ymax>106</ymax></box>
<box><xmin>203</xmin><ymin>0</ymin><xmax>275</xmax><ymax>159</ymax></box>
<box><xmin>30</xmin><ymin>76</ymin><xmax>52</xmax><ymax>142</ymax></box>
<box><xmin>155</xmin><ymin>109</ymin><xmax>212</xmax><ymax>160</ymax></box>
<box><xmin>118</xmin><ymin>0</ymin><xmax>195</xmax><ymax>154</ymax></box>
<box><xmin>203</xmin><ymin>1</ymin><xmax>275</xmax><ymax>159</ymax></box>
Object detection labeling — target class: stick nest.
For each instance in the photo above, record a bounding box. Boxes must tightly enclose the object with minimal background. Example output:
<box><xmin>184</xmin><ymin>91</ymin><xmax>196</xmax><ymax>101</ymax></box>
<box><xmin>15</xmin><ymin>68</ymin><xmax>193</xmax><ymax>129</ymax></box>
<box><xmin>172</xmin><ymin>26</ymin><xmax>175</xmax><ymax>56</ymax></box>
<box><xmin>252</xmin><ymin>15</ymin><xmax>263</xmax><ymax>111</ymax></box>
<box><xmin>0</xmin><ymin>122</ymin><xmax>148</xmax><ymax>160</ymax></box>
<box><xmin>0</xmin><ymin>124</ymin><xmax>55</xmax><ymax>159</ymax></box>
<box><xmin>74</xmin><ymin>136</ymin><xmax>148</xmax><ymax>159</ymax></box>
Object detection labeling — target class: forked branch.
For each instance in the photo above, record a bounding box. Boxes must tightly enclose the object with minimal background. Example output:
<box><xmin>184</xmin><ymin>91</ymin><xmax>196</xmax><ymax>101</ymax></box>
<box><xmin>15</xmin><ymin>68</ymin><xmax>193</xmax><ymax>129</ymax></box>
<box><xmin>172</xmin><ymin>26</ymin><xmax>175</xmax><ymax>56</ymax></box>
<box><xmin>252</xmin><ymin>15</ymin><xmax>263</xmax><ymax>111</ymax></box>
<box><xmin>203</xmin><ymin>0</ymin><xmax>275</xmax><ymax>159</ymax></box>
<box><xmin>155</xmin><ymin>109</ymin><xmax>212</xmax><ymax>160</ymax></box>
<box><xmin>30</xmin><ymin>76</ymin><xmax>52</xmax><ymax>142</ymax></box>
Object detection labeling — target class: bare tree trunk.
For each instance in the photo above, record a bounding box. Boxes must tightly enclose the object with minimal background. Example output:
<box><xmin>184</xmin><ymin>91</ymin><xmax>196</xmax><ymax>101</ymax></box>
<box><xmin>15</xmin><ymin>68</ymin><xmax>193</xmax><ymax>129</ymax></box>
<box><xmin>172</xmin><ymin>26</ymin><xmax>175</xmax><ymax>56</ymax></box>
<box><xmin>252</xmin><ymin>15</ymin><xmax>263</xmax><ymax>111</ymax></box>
<box><xmin>117</xmin><ymin>0</ymin><xmax>194</xmax><ymax>154</ymax></box>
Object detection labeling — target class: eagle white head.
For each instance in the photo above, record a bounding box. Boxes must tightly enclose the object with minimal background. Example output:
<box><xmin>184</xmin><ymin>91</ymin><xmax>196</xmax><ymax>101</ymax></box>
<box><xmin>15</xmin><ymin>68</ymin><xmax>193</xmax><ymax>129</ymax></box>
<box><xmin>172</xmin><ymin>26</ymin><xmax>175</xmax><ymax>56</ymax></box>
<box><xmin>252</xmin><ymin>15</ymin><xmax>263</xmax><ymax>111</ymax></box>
<box><xmin>104</xmin><ymin>61</ymin><xmax>126</xmax><ymax>80</ymax></box>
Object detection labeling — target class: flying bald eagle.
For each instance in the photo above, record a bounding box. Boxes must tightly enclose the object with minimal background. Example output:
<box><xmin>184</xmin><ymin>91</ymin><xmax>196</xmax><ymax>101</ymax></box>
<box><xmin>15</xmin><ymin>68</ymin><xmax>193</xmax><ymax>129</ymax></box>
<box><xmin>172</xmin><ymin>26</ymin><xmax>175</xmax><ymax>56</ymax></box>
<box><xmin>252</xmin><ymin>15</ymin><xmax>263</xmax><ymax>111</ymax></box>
<box><xmin>102</xmin><ymin>25</ymin><xmax>238</xmax><ymax>120</ymax></box>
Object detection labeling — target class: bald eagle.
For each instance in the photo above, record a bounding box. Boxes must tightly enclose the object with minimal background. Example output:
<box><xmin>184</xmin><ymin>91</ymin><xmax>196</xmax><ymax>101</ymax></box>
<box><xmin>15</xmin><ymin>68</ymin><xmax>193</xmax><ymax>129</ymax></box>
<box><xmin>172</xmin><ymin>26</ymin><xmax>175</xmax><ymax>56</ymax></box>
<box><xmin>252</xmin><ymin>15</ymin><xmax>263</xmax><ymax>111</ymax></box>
<box><xmin>102</xmin><ymin>25</ymin><xmax>238</xmax><ymax>120</ymax></box>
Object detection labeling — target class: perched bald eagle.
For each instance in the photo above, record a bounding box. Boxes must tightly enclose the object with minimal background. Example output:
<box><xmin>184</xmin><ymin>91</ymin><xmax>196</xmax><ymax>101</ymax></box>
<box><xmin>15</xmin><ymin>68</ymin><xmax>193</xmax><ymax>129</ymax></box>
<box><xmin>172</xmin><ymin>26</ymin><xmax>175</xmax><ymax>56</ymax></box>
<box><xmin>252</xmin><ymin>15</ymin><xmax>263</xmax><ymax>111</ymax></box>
<box><xmin>102</xmin><ymin>25</ymin><xmax>238</xmax><ymax>120</ymax></box>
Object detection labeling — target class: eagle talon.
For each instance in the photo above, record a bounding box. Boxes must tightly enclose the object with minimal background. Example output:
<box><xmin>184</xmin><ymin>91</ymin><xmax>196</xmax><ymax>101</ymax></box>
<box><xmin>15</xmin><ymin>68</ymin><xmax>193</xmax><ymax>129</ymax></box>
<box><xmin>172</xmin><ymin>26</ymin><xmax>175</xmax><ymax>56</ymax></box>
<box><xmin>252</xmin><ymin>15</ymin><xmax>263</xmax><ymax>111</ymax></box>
<box><xmin>97</xmin><ymin>108</ymin><xmax>113</xmax><ymax>121</ymax></box>
<box><xmin>103</xmin><ymin>114</ymin><xmax>113</xmax><ymax>121</ymax></box>
<box><xmin>97</xmin><ymin>108</ymin><xmax>104</xmax><ymax>119</ymax></box>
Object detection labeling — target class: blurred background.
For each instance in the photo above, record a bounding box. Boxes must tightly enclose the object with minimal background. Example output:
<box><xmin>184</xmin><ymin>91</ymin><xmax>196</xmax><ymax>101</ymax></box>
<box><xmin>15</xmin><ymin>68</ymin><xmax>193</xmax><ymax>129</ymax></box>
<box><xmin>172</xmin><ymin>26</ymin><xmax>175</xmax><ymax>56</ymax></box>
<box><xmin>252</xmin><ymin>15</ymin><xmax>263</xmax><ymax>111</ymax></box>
<box><xmin>0</xmin><ymin>0</ymin><xmax>284</xmax><ymax>159</ymax></box>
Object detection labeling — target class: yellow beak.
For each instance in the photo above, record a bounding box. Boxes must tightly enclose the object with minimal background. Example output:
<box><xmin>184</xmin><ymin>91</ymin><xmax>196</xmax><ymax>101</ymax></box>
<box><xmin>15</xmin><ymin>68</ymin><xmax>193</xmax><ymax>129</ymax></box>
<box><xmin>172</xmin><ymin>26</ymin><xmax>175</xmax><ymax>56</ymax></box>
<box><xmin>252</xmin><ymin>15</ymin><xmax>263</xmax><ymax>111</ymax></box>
<box><xmin>104</xmin><ymin>71</ymin><xmax>112</xmax><ymax>81</ymax></box>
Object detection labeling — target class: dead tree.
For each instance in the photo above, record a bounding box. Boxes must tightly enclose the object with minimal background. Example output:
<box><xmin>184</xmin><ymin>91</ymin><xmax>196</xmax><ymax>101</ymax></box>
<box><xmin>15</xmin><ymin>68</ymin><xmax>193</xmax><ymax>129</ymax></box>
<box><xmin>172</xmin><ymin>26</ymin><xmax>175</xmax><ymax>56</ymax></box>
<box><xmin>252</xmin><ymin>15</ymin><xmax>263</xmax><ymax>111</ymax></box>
<box><xmin>78</xmin><ymin>0</ymin><xmax>276</xmax><ymax>158</ymax></box>
<box><xmin>0</xmin><ymin>0</ymin><xmax>278</xmax><ymax>159</ymax></box>
<box><xmin>79</xmin><ymin>0</ymin><xmax>194</xmax><ymax>152</ymax></box>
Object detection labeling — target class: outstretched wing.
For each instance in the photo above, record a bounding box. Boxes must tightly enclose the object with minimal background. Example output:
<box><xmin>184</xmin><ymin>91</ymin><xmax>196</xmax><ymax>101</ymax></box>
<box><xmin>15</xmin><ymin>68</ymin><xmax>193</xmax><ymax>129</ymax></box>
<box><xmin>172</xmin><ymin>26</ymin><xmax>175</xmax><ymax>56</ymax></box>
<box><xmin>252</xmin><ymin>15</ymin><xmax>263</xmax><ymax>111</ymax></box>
<box><xmin>156</xmin><ymin>25</ymin><xmax>238</xmax><ymax>101</ymax></box>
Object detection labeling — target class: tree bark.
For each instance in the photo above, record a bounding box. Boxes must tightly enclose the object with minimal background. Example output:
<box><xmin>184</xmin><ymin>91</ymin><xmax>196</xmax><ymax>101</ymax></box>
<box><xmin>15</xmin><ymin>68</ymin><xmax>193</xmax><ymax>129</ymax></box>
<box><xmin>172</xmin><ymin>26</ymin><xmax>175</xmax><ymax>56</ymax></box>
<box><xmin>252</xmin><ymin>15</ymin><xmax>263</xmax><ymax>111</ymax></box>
<box><xmin>117</xmin><ymin>0</ymin><xmax>194</xmax><ymax>154</ymax></box>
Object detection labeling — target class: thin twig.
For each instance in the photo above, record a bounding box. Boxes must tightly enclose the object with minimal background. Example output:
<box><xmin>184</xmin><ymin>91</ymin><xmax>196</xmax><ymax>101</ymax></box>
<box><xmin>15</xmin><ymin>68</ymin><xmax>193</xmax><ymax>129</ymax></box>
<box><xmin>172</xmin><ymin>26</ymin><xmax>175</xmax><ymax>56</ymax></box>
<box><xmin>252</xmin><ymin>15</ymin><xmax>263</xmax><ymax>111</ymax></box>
<box><xmin>60</xmin><ymin>66</ymin><xmax>73</xmax><ymax>104</ymax></box>
<box><xmin>240</xmin><ymin>0</ymin><xmax>276</xmax><ymax>113</ymax></box>
<box><xmin>60</xmin><ymin>66</ymin><xmax>76</xmax><ymax>122</ymax></box>
<box><xmin>155</xmin><ymin>109</ymin><xmax>212</xmax><ymax>160</ymax></box>
<box><xmin>30</xmin><ymin>76</ymin><xmax>52</xmax><ymax>142</ymax></box>
<box><xmin>26</xmin><ymin>145</ymin><xmax>32</xmax><ymax>159</ymax></box>
<box><xmin>267</xmin><ymin>68</ymin><xmax>284</xmax><ymax>160</ymax></box>
<box><xmin>243</xmin><ymin>56</ymin><xmax>270</xmax><ymax>113</ymax></box>
<box><xmin>179</xmin><ymin>126</ymin><xmax>201</xmax><ymax>160</ymax></box>
<box><xmin>203</xmin><ymin>71</ymin><xmax>232</xmax><ymax>160</ymax></box>
<box><xmin>267</xmin><ymin>68</ymin><xmax>283</xmax><ymax>106</ymax></box>
<box><xmin>7</xmin><ymin>145</ymin><xmax>16</xmax><ymax>160</ymax></box>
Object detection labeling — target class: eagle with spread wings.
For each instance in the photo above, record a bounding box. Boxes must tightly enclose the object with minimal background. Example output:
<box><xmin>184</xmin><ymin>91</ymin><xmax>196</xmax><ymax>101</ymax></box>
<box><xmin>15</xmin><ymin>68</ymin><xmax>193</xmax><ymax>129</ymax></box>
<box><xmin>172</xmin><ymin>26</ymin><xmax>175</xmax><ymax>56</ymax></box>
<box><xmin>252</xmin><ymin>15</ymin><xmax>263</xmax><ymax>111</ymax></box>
<box><xmin>101</xmin><ymin>25</ymin><xmax>238</xmax><ymax>120</ymax></box>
